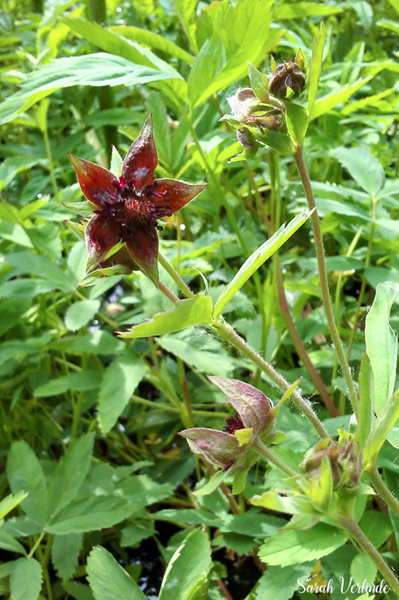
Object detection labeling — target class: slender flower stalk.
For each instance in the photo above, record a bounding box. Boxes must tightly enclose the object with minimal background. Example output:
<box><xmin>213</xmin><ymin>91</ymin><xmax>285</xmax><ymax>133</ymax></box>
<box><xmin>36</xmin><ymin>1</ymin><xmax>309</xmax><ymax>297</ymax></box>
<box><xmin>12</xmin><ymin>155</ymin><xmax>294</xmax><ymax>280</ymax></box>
<box><xmin>293</xmin><ymin>146</ymin><xmax>360</xmax><ymax>418</ymax></box>
<box><xmin>254</xmin><ymin>440</ymin><xmax>297</xmax><ymax>477</ymax></box>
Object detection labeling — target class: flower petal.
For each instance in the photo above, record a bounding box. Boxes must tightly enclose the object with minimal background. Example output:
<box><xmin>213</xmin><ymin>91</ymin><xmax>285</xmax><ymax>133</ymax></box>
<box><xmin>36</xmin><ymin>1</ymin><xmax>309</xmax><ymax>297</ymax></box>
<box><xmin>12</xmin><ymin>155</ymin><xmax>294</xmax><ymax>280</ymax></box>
<box><xmin>124</xmin><ymin>226</ymin><xmax>159</xmax><ymax>285</ymax></box>
<box><xmin>122</xmin><ymin>115</ymin><xmax>157</xmax><ymax>190</ymax></box>
<box><xmin>148</xmin><ymin>179</ymin><xmax>208</xmax><ymax>216</ymax></box>
<box><xmin>68</xmin><ymin>154</ymin><xmax>120</xmax><ymax>206</ymax></box>
<box><xmin>208</xmin><ymin>377</ymin><xmax>273</xmax><ymax>431</ymax></box>
<box><xmin>85</xmin><ymin>215</ymin><xmax>120</xmax><ymax>271</ymax></box>
<box><xmin>179</xmin><ymin>428</ymin><xmax>240</xmax><ymax>468</ymax></box>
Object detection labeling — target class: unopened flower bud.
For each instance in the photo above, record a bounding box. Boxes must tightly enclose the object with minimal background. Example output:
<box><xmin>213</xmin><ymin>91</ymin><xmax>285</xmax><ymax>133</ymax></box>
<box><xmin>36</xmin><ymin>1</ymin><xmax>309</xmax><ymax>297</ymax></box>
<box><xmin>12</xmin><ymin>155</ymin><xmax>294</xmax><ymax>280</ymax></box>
<box><xmin>269</xmin><ymin>61</ymin><xmax>306</xmax><ymax>99</ymax></box>
<box><xmin>300</xmin><ymin>436</ymin><xmax>361</xmax><ymax>492</ymax></box>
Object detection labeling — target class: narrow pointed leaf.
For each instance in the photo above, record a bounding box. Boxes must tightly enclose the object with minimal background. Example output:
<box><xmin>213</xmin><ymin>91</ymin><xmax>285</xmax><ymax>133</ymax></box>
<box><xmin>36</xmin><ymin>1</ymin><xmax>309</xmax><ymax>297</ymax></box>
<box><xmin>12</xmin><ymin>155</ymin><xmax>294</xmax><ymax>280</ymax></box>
<box><xmin>365</xmin><ymin>281</ymin><xmax>398</xmax><ymax>415</ymax></box>
<box><xmin>120</xmin><ymin>296</ymin><xmax>213</xmax><ymax>338</ymax></box>
<box><xmin>357</xmin><ymin>353</ymin><xmax>374</xmax><ymax>448</ymax></box>
<box><xmin>213</xmin><ymin>210</ymin><xmax>312</xmax><ymax>319</ymax></box>
<box><xmin>310</xmin><ymin>77</ymin><xmax>373</xmax><ymax>121</ymax></box>
<box><xmin>194</xmin><ymin>470</ymin><xmax>228</xmax><ymax>496</ymax></box>
<box><xmin>308</xmin><ymin>21</ymin><xmax>326</xmax><ymax>116</ymax></box>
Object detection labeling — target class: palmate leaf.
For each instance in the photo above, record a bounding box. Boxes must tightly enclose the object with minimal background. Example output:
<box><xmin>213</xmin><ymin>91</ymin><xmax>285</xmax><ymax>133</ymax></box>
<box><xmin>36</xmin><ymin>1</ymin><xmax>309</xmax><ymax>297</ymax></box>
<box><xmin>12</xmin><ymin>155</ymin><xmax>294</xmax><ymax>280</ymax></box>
<box><xmin>0</xmin><ymin>53</ymin><xmax>180</xmax><ymax>125</ymax></box>
<box><xmin>335</xmin><ymin>146</ymin><xmax>385</xmax><ymax>198</ymax></box>
<box><xmin>188</xmin><ymin>0</ymin><xmax>273</xmax><ymax>108</ymax></box>
<box><xmin>213</xmin><ymin>210</ymin><xmax>313</xmax><ymax>319</ymax></box>
<box><xmin>45</xmin><ymin>496</ymin><xmax>134</xmax><ymax>535</ymax></box>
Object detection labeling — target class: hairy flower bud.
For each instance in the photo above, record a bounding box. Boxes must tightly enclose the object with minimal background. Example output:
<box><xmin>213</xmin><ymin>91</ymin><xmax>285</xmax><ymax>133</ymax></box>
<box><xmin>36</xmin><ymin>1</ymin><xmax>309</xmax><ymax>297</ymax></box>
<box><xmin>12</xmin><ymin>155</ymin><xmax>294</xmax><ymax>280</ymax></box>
<box><xmin>300</xmin><ymin>435</ymin><xmax>361</xmax><ymax>492</ymax></box>
<box><xmin>269</xmin><ymin>61</ymin><xmax>306</xmax><ymax>99</ymax></box>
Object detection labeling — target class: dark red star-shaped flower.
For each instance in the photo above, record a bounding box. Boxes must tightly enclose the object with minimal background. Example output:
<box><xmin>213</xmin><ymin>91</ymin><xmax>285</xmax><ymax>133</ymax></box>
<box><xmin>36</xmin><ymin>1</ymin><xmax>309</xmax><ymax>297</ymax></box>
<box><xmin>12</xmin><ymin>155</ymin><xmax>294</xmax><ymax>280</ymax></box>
<box><xmin>68</xmin><ymin>115</ymin><xmax>207</xmax><ymax>284</ymax></box>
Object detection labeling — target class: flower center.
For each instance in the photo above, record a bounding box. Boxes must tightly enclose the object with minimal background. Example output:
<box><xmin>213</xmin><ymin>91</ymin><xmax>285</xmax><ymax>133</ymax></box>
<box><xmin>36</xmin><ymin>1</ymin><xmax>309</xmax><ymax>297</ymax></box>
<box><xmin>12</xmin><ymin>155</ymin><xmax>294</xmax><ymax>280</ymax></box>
<box><xmin>124</xmin><ymin>197</ymin><xmax>156</xmax><ymax>226</ymax></box>
<box><xmin>224</xmin><ymin>414</ymin><xmax>245</xmax><ymax>434</ymax></box>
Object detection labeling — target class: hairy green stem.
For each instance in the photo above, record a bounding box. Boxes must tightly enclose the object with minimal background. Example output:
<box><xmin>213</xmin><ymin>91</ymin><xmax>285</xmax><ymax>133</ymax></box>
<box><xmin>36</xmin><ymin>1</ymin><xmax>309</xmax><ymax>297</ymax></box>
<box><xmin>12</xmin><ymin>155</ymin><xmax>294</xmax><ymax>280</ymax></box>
<box><xmin>294</xmin><ymin>146</ymin><xmax>359</xmax><ymax>418</ymax></box>
<box><xmin>254</xmin><ymin>440</ymin><xmax>297</xmax><ymax>477</ymax></box>
<box><xmin>367</xmin><ymin>464</ymin><xmax>399</xmax><ymax>519</ymax></box>
<box><xmin>157</xmin><ymin>253</ymin><xmax>328</xmax><ymax>439</ymax></box>
<box><xmin>215</xmin><ymin>319</ymin><xmax>328</xmax><ymax>439</ymax></box>
<box><xmin>159</xmin><ymin>253</ymin><xmax>195</xmax><ymax>298</ymax></box>
<box><xmin>338</xmin><ymin>516</ymin><xmax>399</xmax><ymax>595</ymax></box>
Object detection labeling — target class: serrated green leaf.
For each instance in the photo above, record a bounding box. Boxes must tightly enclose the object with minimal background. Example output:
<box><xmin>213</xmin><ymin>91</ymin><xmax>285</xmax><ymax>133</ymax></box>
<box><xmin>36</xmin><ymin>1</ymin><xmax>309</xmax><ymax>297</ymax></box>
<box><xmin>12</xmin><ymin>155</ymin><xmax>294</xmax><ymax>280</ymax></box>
<box><xmin>350</xmin><ymin>553</ymin><xmax>377</xmax><ymax>588</ymax></box>
<box><xmin>188</xmin><ymin>0</ymin><xmax>273</xmax><ymax>108</ymax></box>
<box><xmin>285</xmin><ymin>102</ymin><xmax>308</xmax><ymax>146</ymax></box>
<box><xmin>259</xmin><ymin>523</ymin><xmax>347</xmax><ymax>567</ymax></box>
<box><xmin>52</xmin><ymin>533</ymin><xmax>83</xmax><ymax>580</ymax></box>
<box><xmin>7</xmin><ymin>441</ymin><xmax>48</xmax><ymax>525</ymax></box>
<box><xmin>335</xmin><ymin>146</ymin><xmax>385</xmax><ymax>198</ymax></box>
<box><xmin>111</xmin><ymin>25</ymin><xmax>194</xmax><ymax>65</ymax></box>
<box><xmin>10</xmin><ymin>558</ymin><xmax>42</xmax><ymax>600</ymax></box>
<box><xmin>87</xmin><ymin>546</ymin><xmax>147</xmax><ymax>600</ymax></box>
<box><xmin>255</xmin><ymin>563</ymin><xmax>313</xmax><ymax>600</ymax></box>
<box><xmin>98</xmin><ymin>349</ymin><xmax>145</xmax><ymax>433</ymax></box>
<box><xmin>159</xmin><ymin>529</ymin><xmax>212</xmax><ymax>600</ymax></box>
<box><xmin>34</xmin><ymin>371</ymin><xmax>100</xmax><ymax>398</ymax></box>
<box><xmin>213</xmin><ymin>210</ymin><xmax>312</xmax><ymax>319</ymax></box>
<box><xmin>46</xmin><ymin>496</ymin><xmax>133</xmax><ymax>535</ymax></box>
<box><xmin>65</xmin><ymin>300</ymin><xmax>101</xmax><ymax>331</ymax></box>
<box><xmin>194</xmin><ymin>471</ymin><xmax>228</xmax><ymax>496</ymax></box>
<box><xmin>63</xmin><ymin>581</ymin><xmax>95</xmax><ymax>600</ymax></box>
<box><xmin>47</xmin><ymin>433</ymin><xmax>95</xmax><ymax>518</ymax></box>
<box><xmin>0</xmin><ymin>533</ymin><xmax>26</xmax><ymax>555</ymax></box>
<box><xmin>0</xmin><ymin>54</ymin><xmax>179</xmax><ymax>125</ymax></box>
<box><xmin>120</xmin><ymin>296</ymin><xmax>213</xmax><ymax>338</ymax></box>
